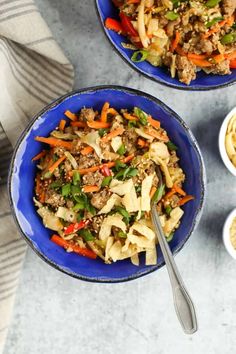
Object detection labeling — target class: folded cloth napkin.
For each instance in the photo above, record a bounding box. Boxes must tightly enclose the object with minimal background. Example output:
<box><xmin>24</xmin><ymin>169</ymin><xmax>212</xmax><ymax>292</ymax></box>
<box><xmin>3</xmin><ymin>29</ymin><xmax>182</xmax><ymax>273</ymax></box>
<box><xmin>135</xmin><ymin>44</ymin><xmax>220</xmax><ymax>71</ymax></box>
<box><xmin>0</xmin><ymin>1</ymin><xmax>74</xmax><ymax>352</ymax></box>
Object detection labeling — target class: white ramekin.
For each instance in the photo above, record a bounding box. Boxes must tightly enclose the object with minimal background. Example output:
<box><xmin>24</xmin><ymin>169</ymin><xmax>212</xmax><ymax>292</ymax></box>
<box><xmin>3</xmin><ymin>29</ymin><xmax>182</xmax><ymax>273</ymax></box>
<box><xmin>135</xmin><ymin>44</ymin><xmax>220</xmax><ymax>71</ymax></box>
<box><xmin>223</xmin><ymin>208</ymin><xmax>236</xmax><ymax>260</ymax></box>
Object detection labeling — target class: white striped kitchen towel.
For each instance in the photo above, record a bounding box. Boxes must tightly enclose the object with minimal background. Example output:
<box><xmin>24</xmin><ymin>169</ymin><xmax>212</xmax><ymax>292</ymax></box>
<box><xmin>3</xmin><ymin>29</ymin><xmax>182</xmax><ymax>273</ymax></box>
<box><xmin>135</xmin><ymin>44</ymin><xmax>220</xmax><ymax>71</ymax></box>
<box><xmin>0</xmin><ymin>1</ymin><xmax>74</xmax><ymax>352</ymax></box>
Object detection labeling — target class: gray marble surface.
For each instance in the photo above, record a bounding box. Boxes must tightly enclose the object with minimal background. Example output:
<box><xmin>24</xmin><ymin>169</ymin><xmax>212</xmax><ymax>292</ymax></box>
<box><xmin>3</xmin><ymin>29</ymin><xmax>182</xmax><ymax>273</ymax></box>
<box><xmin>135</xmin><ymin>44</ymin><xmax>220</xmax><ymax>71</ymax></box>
<box><xmin>4</xmin><ymin>1</ymin><xmax>236</xmax><ymax>353</ymax></box>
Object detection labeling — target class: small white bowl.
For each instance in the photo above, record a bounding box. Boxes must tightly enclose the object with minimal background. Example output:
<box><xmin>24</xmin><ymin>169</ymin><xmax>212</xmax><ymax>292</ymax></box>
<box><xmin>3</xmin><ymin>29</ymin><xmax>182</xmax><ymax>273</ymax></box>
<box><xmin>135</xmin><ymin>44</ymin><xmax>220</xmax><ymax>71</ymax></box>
<box><xmin>218</xmin><ymin>106</ymin><xmax>236</xmax><ymax>176</ymax></box>
<box><xmin>223</xmin><ymin>208</ymin><xmax>236</xmax><ymax>259</ymax></box>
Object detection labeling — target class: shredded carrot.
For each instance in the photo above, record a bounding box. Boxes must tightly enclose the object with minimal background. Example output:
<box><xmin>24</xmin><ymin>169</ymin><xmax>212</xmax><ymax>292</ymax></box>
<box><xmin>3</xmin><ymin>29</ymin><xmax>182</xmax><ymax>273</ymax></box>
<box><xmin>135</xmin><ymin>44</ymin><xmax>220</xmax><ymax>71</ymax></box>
<box><xmin>145</xmin><ymin>128</ymin><xmax>169</xmax><ymax>142</ymax></box>
<box><xmin>51</xmin><ymin>235</ymin><xmax>97</xmax><ymax>259</ymax></box>
<box><xmin>230</xmin><ymin>59</ymin><xmax>236</xmax><ymax>69</ymax></box>
<box><xmin>150</xmin><ymin>186</ymin><xmax>157</xmax><ymax>199</ymax></box>
<box><xmin>101</xmin><ymin>102</ymin><xmax>110</xmax><ymax>123</ymax></box>
<box><xmin>87</xmin><ymin>121</ymin><xmax>111</xmax><ymax>129</ymax></box>
<box><xmin>80</xmin><ymin>146</ymin><xmax>94</xmax><ymax>155</ymax></box>
<box><xmin>127</xmin><ymin>0</ymin><xmax>140</xmax><ymax>3</ymax></box>
<box><xmin>175</xmin><ymin>45</ymin><xmax>187</xmax><ymax>56</ymax></box>
<box><xmin>225</xmin><ymin>50</ymin><xmax>236</xmax><ymax>60</ymax></box>
<box><xmin>212</xmin><ymin>53</ymin><xmax>225</xmax><ymax>64</ymax></box>
<box><xmin>178</xmin><ymin>195</ymin><xmax>194</xmax><ymax>206</ymax></box>
<box><xmin>107</xmin><ymin>108</ymin><xmax>119</xmax><ymax>115</ymax></box>
<box><xmin>203</xmin><ymin>16</ymin><xmax>234</xmax><ymax>39</ymax></box>
<box><xmin>64</xmin><ymin>110</ymin><xmax>78</xmax><ymax>121</ymax></box>
<box><xmin>147</xmin><ymin>116</ymin><xmax>161</xmax><ymax>129</ymax></box>
<box><xmin>170</xmin><ymin>31</ymin><xmax>181</xmax><ymax>53</ymax></box>
<box><xmin>137</xmin><ymin>138</ymin><xmax>147</xmax><ymax>148</ymax></box>
<box><xmin>32</xmin><ymin>150</ymin><xmax>46</xmax><ymax>161</ymax></box>
<box><xmin>48</xmin><ymin>155</ymin><xmax>66</xmax><ymax>174</ymax></box>
<box><xmin>39</xmin><ymin>189</ymin><xmax>46</xmax><ymax>204</ymax></box>
<box><xmin>70</xmin><ymin>121</ymin><xmax>87</xmax><ymax>128</ymax></box>
<box><xmin>173</xmin><ymin>183</ymin><xmax>186</xmax><ymax>196</ymax></box>
<box><xmin>101</xmin><ymin>127</ymin><xmax>124</xmax><ymax>143</ymax></box>
<box><xmin>59</xmin><ymin>119</ymin><xmax>66</xmax><ymax>131</ymax></box>
<box><xmin>123</xmin><ymin>112</ymin><xmax>138</xmax><ymax>121</ymax></box>
<box><xmin>35</xmin><ymin>174</ymin><xmax>41</xmax><ymax>196</ymax></box>
<box><xmin>189</xmin><ymin>58</ymin><xmax>212</xmax><ymax>67</ymax></box>
<box><xmin>75</xmin><ymin>154</ymin><xmax>134</xmax><ymax>175</ymax></box>
<box><xmin>164</xmin><ymin>189</ymin><xmax>176</xmax><ymax>200</ymax></box>
<box><xmin>82</xmin><ymin>185</ymin><xmax>100</xmax><ymax>193</ymax></box>
<box><xmin>187</xmin><ymin>53</ymin><xmax>207</xmax><ymax>60</ymax></box>
<box><xmin>35</xmin><ymin>136</ymin><xmax>73</xmax><ymax>150</ymax></box>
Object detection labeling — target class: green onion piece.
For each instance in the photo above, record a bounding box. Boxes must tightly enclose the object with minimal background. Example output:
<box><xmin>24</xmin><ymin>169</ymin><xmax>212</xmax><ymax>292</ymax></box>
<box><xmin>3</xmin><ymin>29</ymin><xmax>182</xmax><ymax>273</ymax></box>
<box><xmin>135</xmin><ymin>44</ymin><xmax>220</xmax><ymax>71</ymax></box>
<box><xmin>206</xmin><ymin>17</ymin><xmax>223</xmax><ymax>28</ymax></box>
<box><xmin>101</xmin><ymin>176</ymin><xmax>112</xmax><ymax>187</ymax></box>
<box><xmin>52</xmin><ymin>154</ymin><xmax>58</xmax><ymax>162</ymax></box>
<box><xmin>165</xmin><ymin>11</ymin><xmax>179</xmax><ymax>21</ymax></box>
<box><xmin>232</xmin><ymin>23</ymin><xmax>236</xmax><ymax>29</ymax></box>
<box><xmin>135</xmin><ymin>185</ymin><xmax>142</xmax><ymax>193</ymax></box>
<box><xmin>62</xmin><ymin>183</ymin><xmax>71</xmax><ymax>197</ymax></box>
<box><xmin>166</xmin><ymin>141</ymin><xmax>178</xmax><ymax>151</ymax></box>
<box><xmin>71</xmin><ymin>185</ymin><xmax>82</xmax><ymax>202</ymax></box>
<box><xmin>131</xmin><ymin>50</ymin><xmax>148</xmax><ymax>63</ymax></box>
<box><xmin>152</xmin><ymin>184</ymin><xmax>165</xmax><ymax>203</ymax></box>
<box><xmin>125</xmin><ymin>167</ymin><xmax>138</xmax><ymax>178</ymax></box>
<box><xmin>73</xmin><ymin>202</ymin><xmax>85</xmax><ymax>211</ymax></box>
<box><xmin>114</xmin><ymin>160</ymin><xmax>127</xmax><ymax>171</ymax></box>
<box><xmin>98</xmin><ymin>128</ymin><xmax>108</xmax><ymax>137</ymax></box>
<box><xmin>79</xmin><ymin>229</ymin><xmax>94</xmax><ymax>241</ymax></box>
<box><xmin>87</xmin><ymin>203</ymin><xmax>97</xmax><ymax>216</ymax></box>
<box><xmin>128</xmin><ymin>120</ymin><xmax>137</xmax><ymax>128</ymax></box>
<box><xmin>205</xmin><ymin>0</ymin><xmax>220</xmax><ymax>7</ymax></box>
<box><xmin>221</xmin><ymin>33</ymin><xmax>236</xmax><ymax>44</ymax></box>
<box><xmin>77</xmin><ymin>212</ymin><xmax>84</xmax><ymax>222</ymax></box>
<box><xmin>166</xmin><ymin>232</ymin><xmax>174</xmax><ymax>242</ymax></box>
<box><xmin>117</xmin><ymin>230</ymin><xmax>127</xmax><ymax>238</ymax></box>
<box><xmin>50</xmin><ymin>181</ymin><xmax>63</xmax><ymax>189</ymax></box>
<box><xmin>165</xmin><ymin>205</ymin><xmax>172</xmax><ymax>216</ymax></box>
<box><xmin>115</xmin><ymin>206</ymin><xmax>130</xmax><ymax>224</ymax></box>
<box><xmin>73</xmin><ymin>171</ymin><xmax>81</xmax><ymax>186</ymax></box>
<box><xmin>134</xmin><ymin>107</ymin><xmax>148</xmax><ymax>126</ymax></box>
<box><xmin>117</xmin><ymin>144</ymin><xmax>126</xmax><ymax>155</ymax></box>
<box><xmin>43</xmin><ymin>171</ymin><xmax>52</xmax><ymax>179</ymax></box>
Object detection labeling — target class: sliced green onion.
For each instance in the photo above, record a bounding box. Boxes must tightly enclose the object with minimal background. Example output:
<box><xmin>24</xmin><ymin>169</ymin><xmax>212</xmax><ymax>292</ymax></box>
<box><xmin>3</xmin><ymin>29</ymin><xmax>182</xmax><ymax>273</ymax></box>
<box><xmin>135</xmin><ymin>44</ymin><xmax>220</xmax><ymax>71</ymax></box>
<box><xmin>77</xmin><ymin>211</ymin><xmax>84</xmax><ymax>222</ymax></box>
<box><xmin>117</xmin><ymin>144</ymin><xmax>126</xmax><ymax>155</ymax></box>
<box><xmin>73</xmin><ymin>202</ymin><xmax>85</xmax><ymax>211</ymax></box>
<box><xmin>134</xmin><ymin>107</ymin><xmax>148</xmax><ymax>126</ymax></box>
<box><xmin>165</xmin><ymin>205</ymin><xmax>172</xmax><ymax>216</ymax></box>
<box><xmin>50</xmin><ymin>181</ymin><xmax>63</xmax><ymax>189</ymax></box>
<box><xmin>206</xmin><ymin>17</ymin><xmax>223</xmax><ymax>28</ymax></box>
<box><xmin>98</xmin><ymin>128</ymin><xmax>108</xmax><ymax>137</ymax></box>
<box><xmin>125</xmin><ymin>167</ymin><xmax>138</xmax><ymax>178</ymax></box>
<box><xmin>152</xmin><ymin>184</ymin><xmax>165</xmax><ymax>203</ymax></box>
<box><xmin>131</xmin><ymin>50</ymin><xmax>148</xmax><ymax>63</ymax></box>
<box><xmin>52</xmin><ymin>154</ymin><xmax>58</xmax><ymax>162</ymax></box>
<box><xmin>128</xmin><ymin>120</ymin><xmax>137</xmax><ymax>128</ymax></box>
<box><xmin>86</xmin><ymin>203</ymin><xmax>96</xmax><ymax>216</ymax></box>
<box><xmin>115</xmin><ymin>206</ymin><xmax>130</xmax><ymax>224</ymax></box>
<box><xmin>43</xmin><ymin>171</ymin><xmax>52</xmax><ymax>179</ymax></box>
<box><xmin>221</xmin><ymin>33</ymin><xmax>236</xmax><ymax>44</ymax></box>
<box><xmin>71</xmin><ymin>185</ymin><xmax>82</xmax><ymax>201</ymax></box>
<box><xmin>79</xmin><ymin>229</ymin><xmax>94</xmax><ymax>241</ymax></box>
<box><xmin>62</xmin><ymin>183</ymin><xmax>71</xmax><ymax>197</ymax></box>
<box><xmin>205</xmin><ymin>0</ymin><xmax>220</xmax><ymax>7</ymax></box>
<box><xmin>73</xmin><ymin>171</ymin><xmax>81</xmax><ymax>186</ymax></box>
<box><xmin>101</xmin><ymin>176</ymin><xmax>112</xmax><ymax>187</ymax></box>
<box><xmin>117</xmin><ymin>230</ymin><xmax>127</xmax><ymax>238</ymax></box>
<box><xmin>114</xmin><ymin>160</ymin><xmax>127</xmax><ymax>171</ymax></box>
<box><xmin>166</xmin><ymin>232</ymin><xmax>174</xmax><ymax>242</ymax></box>
<box><xmin>232</xmin><ymin>23</ymin><xmax>236</xmax><ymax>29</ymax></box>
<box><xmin>166</xmin><ymin>141</ymin><xmax>178</xmax><ymax>151</ymax></box>
<box><xmin>165</xmin><ymin>11</ymin><xmax>179</xmax><ymax>21</ymax></box>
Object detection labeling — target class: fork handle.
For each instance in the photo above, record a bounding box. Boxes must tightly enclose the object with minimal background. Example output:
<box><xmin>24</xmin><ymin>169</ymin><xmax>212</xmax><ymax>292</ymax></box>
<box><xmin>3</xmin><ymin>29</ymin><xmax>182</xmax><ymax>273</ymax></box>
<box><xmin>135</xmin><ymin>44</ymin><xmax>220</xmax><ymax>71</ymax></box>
<box><xmin>151</xmin><ymin>206</ymin><xmax>198</xmax><ymax>334</ymax></box>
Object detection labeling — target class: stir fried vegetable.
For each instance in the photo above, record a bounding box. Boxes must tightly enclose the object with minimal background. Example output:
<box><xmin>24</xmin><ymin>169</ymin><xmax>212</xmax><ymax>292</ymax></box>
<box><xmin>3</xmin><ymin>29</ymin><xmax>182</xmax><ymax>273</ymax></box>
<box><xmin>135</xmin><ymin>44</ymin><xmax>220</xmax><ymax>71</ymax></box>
<box><xmin>33</xmin><ymin>103</ymin><xmax>194</xmax><ymax>265</ymax></box>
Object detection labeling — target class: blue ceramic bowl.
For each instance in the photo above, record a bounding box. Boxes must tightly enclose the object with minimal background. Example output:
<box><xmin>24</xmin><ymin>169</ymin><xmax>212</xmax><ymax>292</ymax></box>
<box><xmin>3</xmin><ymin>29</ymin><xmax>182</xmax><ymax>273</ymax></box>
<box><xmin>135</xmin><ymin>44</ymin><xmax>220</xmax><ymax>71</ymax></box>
<box><xmin>8</xmin><ymin>86</ymin><xmax>206</xmax><ymax>282</ymax></box>
<box><xmin>95</xmin><ymin>0</ymin><xmax>236</xmax><ymax>90</ymax></box>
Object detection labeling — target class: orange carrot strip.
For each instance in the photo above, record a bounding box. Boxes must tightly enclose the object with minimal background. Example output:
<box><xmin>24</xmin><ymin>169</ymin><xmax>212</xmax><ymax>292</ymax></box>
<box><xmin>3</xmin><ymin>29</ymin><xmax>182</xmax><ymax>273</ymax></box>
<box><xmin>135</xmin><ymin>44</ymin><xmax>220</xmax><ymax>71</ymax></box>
<box><xmin>35</xmin><ymin>136</ymin><xmax>72</xmax><ymax>150</ymax></box>
<box><xmin>101</xmin><ymin>127</ymin><xmax>124</xmax><ymax>143</ymax></box>
<box><xmin>175</xmin><ymin>45</ymin><xmax>187</xmax><ymax>56</ymax></box>
<box><xmin>189</xmin><ymin>58</ymin><xmax>212</xmax><ymax>67</ymax></box>
<box><xmin>225</xmin><ymin>50</ymin><xmax>236</xmax><ymax>60</ymax></box>
<box><xmin>127</xmin><ymin>0</ymin><xmax>140</xmax><ymax>3</ymax></box>
<box><xmin>178</xmin><ymin>195</ymin><xmax>194</xmax><ymax>206</ymax></box>
<box><xmin>59</xmin><ymin>119</ymin><xmax>66</xmax><ymax>131</ymax></box>
<box><xmin>147</xmin><ymin>116</ymin><xmax>161</xmax><ymax>129</ymax></box>
<box><xmin>145</xmin><ymin>128</ymin><xmax>169</xmax><ymax>142</ymax></box>
<box><xmin>101</xmin><ymin>102</ymin><xmax>110</xmax><ymax>123</ymax></box>
<box><xmin>80</xmin><ymin>146</ymin><xmax>94</xmax><ymax>155</ymax></box>
<box><xmin>137</xmin><ymin>138</ymin><xmax>147</xmax><ymax>148</ymax></box>
<box><xmin>51</xmin><ymin>235</ymin><xmax>97</xmax><ymax>259</ymax></box>
<box><xmin>123</xmin><ymin>112</ymin><xmax>138</xmax><ymax>121</ymax></box>
<box><xmin>32</xmin><ymin>150</ymin><xmax>46</xmax><ymax>161</ymax></box>
<box><xmin>35</xmin><ymin>174</ymin><xmax>41</xmax><ymax>196</ymax></box>
<box><xmin>187</xmin><ymin>53</ymin><xmax>208</xmax><ymax>60</ymax></box>
<box><xmin>173</xmin><ymin>183</ymin><xmax>186</xmax><ymax>196</ymax></box>
<box><xmin>48</xmin><ymin>155</ymin><xmax>66</xmax><ymax>174</ymax></box>
<box><xmin>212</xmin><ymin>53</ymin><xmax>225</xmax><ymax>64</ymax></box>
<box><xmin>164</xmin><ymin>189</ymin><xmax>176</xmax><ymax>200</ymax></box>
<box><xmin>39</xmin><ymin>189</ymin><xmax>46</xmax><ymax>204</ymax></box>
<box><xmin>170</xmin><ymin>31</ymin><xmax>181</xmax><ymax>53</ymax></box>
<box><xmin>70</xmin><ymin>121</ymin><xmax>87</xmax><ymax>127</ymax></box>
<box><xmin>87</xmin><ymin>121</ymin><xmax>111</xmax><ymax>129</ymax></box>
<box><xmin>150</xmin><ymin>186</ymin><xmax>157</xmax><ymax>199</ymax></box>
<box><xmin>107</xmin><ymin>108</ymin><xmax>119</xmax><ymax>115</ymax></box>
<box><xmin>64</xmin><ymin>110</ymin><xmax>77</xmax><ymax>121</ymax></box>
<box><xmin>82</xmin><ymin>185</ymin><xmax>100</xmax><ymax>193</ymax></box>
<box><xmin>76</xmin><ymin>154</ymin><xmax>134</xmax><ymax>175</ymax></box>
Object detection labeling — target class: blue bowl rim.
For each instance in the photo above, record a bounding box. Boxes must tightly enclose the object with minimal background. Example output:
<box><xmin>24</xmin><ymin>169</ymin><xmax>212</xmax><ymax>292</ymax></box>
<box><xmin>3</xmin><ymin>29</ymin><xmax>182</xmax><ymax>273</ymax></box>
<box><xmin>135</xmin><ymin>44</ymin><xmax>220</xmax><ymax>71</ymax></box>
<box><xmin>8</xmin><ymin>85</ymin><xmax>206</xmax><ymax>283</ymax></box>
<box><xmin>94</xmin><ymin>0</ymin><xmax>236</xmax><ymax>91</ymax></box>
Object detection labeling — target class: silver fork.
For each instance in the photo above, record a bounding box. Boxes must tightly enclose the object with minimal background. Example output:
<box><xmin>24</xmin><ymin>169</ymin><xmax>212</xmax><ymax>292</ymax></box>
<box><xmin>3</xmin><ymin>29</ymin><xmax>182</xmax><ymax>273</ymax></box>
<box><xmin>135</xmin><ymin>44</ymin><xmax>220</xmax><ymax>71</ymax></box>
<box><xmin>150</xmin><ymin>166</ymin><xmax>198</xmax><ymax>334</ymax></box>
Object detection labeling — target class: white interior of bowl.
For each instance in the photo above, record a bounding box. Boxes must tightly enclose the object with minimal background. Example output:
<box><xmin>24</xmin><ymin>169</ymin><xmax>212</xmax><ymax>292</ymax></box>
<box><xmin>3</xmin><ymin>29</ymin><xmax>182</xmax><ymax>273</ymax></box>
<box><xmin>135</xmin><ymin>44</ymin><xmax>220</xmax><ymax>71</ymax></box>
<box><xmin>218</xmin><ymin>106</ymin><xmax>236</xmax><ymax>176</ymax></box>
<box><xmin>223</xmin><ymin>208</ymin><xmax>236</xmax><ymax>260</ymax></box>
